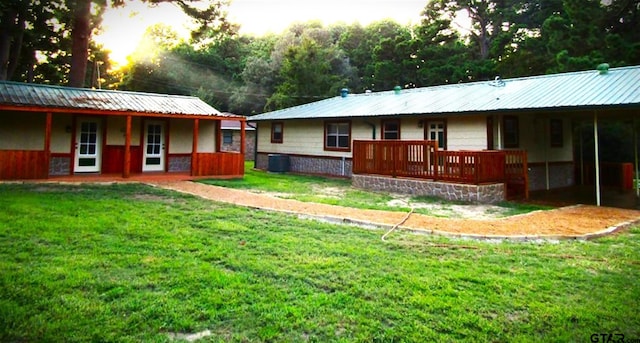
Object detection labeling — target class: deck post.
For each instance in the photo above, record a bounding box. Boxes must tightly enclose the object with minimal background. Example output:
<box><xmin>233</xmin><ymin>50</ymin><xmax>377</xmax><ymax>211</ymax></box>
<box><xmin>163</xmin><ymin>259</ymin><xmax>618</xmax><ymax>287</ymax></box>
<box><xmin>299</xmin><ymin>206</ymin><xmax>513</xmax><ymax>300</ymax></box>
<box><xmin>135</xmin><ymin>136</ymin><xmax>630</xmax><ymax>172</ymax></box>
<box><xmin>123</xmin><ymin>115</ymin><xmax>132</xmax><ymax>178</ymax></box>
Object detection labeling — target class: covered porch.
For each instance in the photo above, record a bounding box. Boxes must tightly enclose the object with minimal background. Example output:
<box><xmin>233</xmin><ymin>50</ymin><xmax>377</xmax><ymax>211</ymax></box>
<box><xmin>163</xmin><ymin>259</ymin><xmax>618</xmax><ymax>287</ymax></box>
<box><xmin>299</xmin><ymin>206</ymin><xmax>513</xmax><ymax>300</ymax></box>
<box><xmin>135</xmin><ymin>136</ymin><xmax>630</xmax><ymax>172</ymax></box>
<box><xmin>0</xmin><ymin>82</ymin><xmax>246</xmax><ymax>181</ymax></box>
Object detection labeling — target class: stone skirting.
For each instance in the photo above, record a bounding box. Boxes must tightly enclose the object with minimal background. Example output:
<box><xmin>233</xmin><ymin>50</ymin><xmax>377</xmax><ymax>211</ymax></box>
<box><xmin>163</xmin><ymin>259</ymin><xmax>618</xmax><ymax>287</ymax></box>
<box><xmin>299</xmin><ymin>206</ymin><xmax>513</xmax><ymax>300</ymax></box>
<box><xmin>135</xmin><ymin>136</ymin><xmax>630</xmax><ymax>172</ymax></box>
<box><xmin>168</xmin><ymin>156</ymin><xmax>191</xmax><ymax>172</ymax></box>
<box><xmin>49</xmin><ymin>156</ymin><xmax>71</xmax><ymax>176</ymax></box>
<box><xmin>256</xmin><ymin>153</ymin><xmax>352</xmax><ymax>177</ymax></box>
<box><xmin>352</xmin><ymin>174</ymin><xmax>505</xmax><ymax>204</ymax></box>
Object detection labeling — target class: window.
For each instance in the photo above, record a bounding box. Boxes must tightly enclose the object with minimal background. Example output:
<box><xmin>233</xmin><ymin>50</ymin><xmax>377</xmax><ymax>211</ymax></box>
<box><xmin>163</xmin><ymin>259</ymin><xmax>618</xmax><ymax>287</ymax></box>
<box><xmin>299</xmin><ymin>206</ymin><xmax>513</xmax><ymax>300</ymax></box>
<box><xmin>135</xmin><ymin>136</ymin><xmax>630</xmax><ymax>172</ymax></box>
<box><xmin>550</xmin><ymin>119</ymin><xmax>563</xmax><ymax>147</ymax></box>
<box><xmin>382</xmin><ymin>120</ymin><xmax>400</xmax><ymax>140</ymax></box>
<box><xmin>222</xmin><ymin>131</ymin><xmax>233</xmax><ymax>145</ymax></box>
<box><xmin>426</xmin><ymin>120</ymin><xmax>446</xmax><ymax>149</ymax></box>
<box><xmin>271</xmin><ymin>122</ymin><xmax>283</xmax><ymax>143</ymax></box>
<box><xmin>503</xmin><ymin>116</ymin><xmax>519</xmax><ymax>148</ymax></box>
<box><xmin>325</xmin><ymin>121</ymin><xmax>351</xmax><ymax>151</ymax></box>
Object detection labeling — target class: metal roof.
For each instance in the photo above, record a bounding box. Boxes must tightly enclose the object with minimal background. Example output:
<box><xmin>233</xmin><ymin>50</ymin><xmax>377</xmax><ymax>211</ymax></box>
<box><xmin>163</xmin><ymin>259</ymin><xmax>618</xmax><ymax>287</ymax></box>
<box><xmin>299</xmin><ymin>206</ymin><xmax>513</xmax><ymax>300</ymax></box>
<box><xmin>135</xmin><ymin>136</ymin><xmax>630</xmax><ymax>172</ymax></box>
<box><xmin>250</xmin><ymin>65</ymin><xmax>640</xmax><ymax>121</ymax></box>
<box><xmin>0</xmin><ymin>81</ymin><xmax>241</xmax><ymax>118</ymax></box>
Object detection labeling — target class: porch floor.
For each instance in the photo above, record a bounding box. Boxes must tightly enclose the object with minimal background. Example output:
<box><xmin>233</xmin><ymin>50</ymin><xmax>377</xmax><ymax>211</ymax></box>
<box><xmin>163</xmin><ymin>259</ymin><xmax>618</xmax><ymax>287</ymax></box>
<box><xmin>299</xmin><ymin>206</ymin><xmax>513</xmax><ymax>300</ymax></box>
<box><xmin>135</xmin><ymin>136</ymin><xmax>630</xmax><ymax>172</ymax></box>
<box><xmin>527</xmin><ymin>185</ymin><xmax>640</xmax><ymax>210</ymax></box>
<box><xmin>41</xmin><ymin>173</ymin><xmax>243</xmax><ymax>183</ymax></box>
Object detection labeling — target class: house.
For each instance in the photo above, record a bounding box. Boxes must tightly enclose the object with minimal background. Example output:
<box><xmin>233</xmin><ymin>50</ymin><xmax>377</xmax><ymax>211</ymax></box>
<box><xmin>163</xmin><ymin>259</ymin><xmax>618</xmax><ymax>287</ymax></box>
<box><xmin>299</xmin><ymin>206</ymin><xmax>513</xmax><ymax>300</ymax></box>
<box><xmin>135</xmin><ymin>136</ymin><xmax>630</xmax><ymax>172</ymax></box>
<box><xmin>249</xmin><ymin>65</ymin><xmax>640</xmax><ymax>204</ymax></box>
<box><xmin>0</xmin><ymin>81</ymin><xmax>247</xmax><ymax>180</ymax></box>
<box><xmin>220</xmin><ymin>118</ymin><xmax>256</xmax><ymax>161</ymax></box>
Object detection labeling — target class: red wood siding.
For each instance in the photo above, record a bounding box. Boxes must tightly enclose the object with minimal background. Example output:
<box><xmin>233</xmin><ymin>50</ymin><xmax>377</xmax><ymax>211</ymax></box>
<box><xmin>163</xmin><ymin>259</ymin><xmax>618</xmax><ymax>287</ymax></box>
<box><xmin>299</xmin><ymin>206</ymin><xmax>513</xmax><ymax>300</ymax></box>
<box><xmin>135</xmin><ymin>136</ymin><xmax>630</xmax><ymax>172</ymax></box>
<box><xmin>192</xmin><ymin>152</ymin><xmax>244</xmax><ymax>177</ymax></box>
<box><xmin>0</xmin><ymin>150</ymin><xmax>48</xmax><ymax>179</ymax></box>
<box><xmin>102</xmin><ymin>145</ymin><xmax>142</xmax><ymax>174</ymax></box>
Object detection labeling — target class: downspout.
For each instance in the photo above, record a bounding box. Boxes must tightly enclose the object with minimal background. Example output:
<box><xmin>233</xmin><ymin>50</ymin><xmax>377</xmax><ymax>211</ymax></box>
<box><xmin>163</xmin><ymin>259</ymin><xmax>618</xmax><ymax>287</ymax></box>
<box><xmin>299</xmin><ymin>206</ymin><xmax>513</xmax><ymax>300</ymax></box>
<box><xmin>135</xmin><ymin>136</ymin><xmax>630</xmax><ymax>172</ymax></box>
<box><xmin>594</xmin><ymin>110</ymin><xmax>601</xmax><ymax>207</ymax></box>
<box><xmin>247</xmin><ymin>122</ymin><xmax>258</xmax><ymax>169</ymax></box>
<box><xmin>497</xmin><ymin>115</ymin><xmax>502</xmax><ymax>149</ymax></box>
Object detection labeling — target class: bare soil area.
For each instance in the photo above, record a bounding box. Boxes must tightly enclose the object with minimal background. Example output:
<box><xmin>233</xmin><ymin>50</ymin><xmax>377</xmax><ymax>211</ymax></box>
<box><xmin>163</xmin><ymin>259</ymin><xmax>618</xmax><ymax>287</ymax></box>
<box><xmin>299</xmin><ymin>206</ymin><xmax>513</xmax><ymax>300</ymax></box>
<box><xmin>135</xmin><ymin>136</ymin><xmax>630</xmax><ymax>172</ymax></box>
<box><xmin>154</xmin><ymin>181</ymin><xmax>640</xmax><ymax>239</ymax></box>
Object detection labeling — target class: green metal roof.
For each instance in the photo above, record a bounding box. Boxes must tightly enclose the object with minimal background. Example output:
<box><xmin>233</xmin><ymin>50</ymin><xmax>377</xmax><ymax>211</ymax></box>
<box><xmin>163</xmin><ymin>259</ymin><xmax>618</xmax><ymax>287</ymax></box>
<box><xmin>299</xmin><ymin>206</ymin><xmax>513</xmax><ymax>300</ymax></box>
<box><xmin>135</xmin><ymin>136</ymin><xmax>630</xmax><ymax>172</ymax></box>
<box><xmin>250</xmin><ymin>65</ymin><xmax>640</xmax><ymax>121</ymax></box>
<box><xmin>0</xmin><ymin>81</ymin><xmax>240</xmax><ymax>118</ymax></box>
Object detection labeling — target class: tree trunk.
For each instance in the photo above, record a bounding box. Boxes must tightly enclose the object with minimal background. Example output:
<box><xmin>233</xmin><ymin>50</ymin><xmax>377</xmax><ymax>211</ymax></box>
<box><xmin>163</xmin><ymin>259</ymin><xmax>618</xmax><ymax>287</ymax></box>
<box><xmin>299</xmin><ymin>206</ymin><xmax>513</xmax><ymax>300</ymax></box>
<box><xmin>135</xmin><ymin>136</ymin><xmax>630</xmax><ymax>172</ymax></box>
<box><xmin>0</xmin><ymin>8</ymin><xmax>18</xmax><ymax>81</ymax></box>
<box><xmin>69</xmin><ymin>0</ymin><xmax>92</xmax><ymax>88</ymax></box>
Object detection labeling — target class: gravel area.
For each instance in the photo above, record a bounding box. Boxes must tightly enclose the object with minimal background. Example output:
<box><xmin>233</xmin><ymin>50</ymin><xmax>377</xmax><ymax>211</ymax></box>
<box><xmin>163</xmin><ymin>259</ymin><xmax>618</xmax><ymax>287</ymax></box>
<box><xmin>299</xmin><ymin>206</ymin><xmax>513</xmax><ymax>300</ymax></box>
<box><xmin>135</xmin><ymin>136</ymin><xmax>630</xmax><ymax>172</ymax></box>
<box><xmin>153</xmin><ymin>181</ymin><xmax>640</xmax><ymax>240</ymax></box>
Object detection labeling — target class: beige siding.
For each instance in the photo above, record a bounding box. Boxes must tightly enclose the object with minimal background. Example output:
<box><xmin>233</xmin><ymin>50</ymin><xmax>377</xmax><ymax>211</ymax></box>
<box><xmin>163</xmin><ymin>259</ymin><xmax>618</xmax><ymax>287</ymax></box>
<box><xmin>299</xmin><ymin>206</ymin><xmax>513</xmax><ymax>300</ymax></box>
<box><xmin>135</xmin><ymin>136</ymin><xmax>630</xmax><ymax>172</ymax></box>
<box><xmin>106</xmin><ymin>116</ymin><xmax>125</xmax><ymax>145</ymax></box>
<box><xmin>398</xmin><ymin>117</ymin><xmax>424</xmax><ymax>140</ymax></box>
<box><xmin>198</xmin><ymin>120</ymin><xmax>216</xmax><ymax>153</ymax></box>
<box><xmin>51</xmin><ymin>115</ymin><xmax>72</xmax><ymax>153</ymax></box>
<box><xmin>447</xmin><ymin>116</ymin><xmax>487</xmax><ymax>150</ymax></box>
<box><xmin>259</xmin><ymin>119</ymin><xmax>374</xmax><ymax>158</ymax></box>
<box><xmin>0</xmin><ymin>112</ymin><xmax>44</xmax><ymax>150</ymax></box>
<box><xmin>521</xmin><ymin>114</ymin><xmax>573</xmax><ymax>163</ymax></box>
<box><xmin>169</xmin><ymin>118</ymin><xmax>193</xmax><ymax>154</ymax></box>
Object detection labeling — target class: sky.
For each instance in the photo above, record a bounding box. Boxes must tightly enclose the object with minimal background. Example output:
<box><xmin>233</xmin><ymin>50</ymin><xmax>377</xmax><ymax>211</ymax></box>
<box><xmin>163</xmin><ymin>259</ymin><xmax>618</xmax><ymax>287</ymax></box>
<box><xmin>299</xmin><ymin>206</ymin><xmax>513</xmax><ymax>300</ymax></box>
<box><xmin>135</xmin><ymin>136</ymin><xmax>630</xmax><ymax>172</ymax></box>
<box><xmin>94</xmin><ymin>0</ymin><xmax>428</xmax><ymax>67</ymax></box>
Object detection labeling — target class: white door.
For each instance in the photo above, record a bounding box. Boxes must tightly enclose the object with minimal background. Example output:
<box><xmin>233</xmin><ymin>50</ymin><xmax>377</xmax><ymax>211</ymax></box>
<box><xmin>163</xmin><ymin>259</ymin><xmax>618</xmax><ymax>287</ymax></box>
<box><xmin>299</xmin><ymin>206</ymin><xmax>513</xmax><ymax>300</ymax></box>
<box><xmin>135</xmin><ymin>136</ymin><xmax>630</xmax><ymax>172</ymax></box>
<box><xmin>74</xmin><ymin>119</ymin><xmax>102</xmax><ymax>173</ymax></box>
<box><xmin>143</xmin><ymin>121</ymin><xmax>165</xmax><ymax>172</ymax></box>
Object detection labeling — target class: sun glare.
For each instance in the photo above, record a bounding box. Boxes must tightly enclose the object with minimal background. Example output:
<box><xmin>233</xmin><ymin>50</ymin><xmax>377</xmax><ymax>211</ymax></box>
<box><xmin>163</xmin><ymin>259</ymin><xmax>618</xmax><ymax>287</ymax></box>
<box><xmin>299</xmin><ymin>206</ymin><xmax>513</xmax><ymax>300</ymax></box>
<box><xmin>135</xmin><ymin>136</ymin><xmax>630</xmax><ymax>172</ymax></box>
<box><xmin>94</xmin><ymin>1</ymin><xmax>190</xmax><ymax>69</ymax></box>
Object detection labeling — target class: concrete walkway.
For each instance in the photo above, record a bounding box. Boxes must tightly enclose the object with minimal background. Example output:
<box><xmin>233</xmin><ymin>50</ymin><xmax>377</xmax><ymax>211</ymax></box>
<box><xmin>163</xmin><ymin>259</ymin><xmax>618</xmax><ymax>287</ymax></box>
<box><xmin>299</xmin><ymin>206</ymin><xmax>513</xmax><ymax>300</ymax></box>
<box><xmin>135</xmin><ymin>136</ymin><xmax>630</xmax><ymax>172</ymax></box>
<box><xmin>151</xmin><ymin>181</ymin><xmax>640</xmax><ymax>241</ymax></box>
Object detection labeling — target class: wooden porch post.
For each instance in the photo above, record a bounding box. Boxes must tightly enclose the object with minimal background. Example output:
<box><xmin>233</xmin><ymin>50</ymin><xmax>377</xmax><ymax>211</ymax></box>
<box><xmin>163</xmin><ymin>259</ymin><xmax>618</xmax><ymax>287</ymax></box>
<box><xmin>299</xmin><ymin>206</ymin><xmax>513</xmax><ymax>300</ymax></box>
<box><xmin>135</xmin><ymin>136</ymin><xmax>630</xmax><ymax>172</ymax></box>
<box><xmin>123</xmin><ymin>115</ymin><xmax>132</xmax><ymax>178</ymax></box>
<box><xmin>191</xmin><ymin>119</ymin><xmax>199</xmax><ymax>176</ymax></box>
<box><xmin>44</xmin><ymin>112</ymin><xmax>52</xmax><ymax>178</ymax></box>
<box><xmin>215</xmin><ymin>120</ymin><xmax>222</xmax><ymax>152</ymax></box>
<box><xmin>240</xmin><ymin>120</ymin><xmax>246</xmax><ymax>156</ymax></box>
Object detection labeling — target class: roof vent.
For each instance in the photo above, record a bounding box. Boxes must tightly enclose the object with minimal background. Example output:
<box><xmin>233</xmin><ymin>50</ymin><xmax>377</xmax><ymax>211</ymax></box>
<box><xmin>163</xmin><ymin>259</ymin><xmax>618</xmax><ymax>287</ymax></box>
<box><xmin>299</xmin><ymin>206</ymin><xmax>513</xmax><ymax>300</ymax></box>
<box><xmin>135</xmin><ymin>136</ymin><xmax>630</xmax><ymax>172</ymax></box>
<box><xmin>490</xmin><ymin>76</ymin><xmax>505</xmax><ymax>87</ymax></box>
<box><xmin>340</xmin><ymin>88</ymin><xmax>349</xmax><ymax>98</ymax></box>
<box><xmin>393</xmin><ymin>85</ymin><xmax>402</xmax><ymax>95</ymax></box>
<box><xmin>597</xmin><ymin>63</ymin><xmax>609</xmax><ymax>75</ymax></box>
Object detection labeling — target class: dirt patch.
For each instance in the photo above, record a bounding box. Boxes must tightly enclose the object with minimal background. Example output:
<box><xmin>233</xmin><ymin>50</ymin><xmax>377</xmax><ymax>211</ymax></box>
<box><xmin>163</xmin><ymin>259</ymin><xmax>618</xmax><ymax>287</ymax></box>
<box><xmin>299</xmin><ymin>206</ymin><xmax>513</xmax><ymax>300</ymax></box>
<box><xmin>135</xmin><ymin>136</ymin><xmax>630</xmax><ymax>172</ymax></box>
<box><xmin>387</xmin><ymin>196</ymin><xmax>510</xmax><ymax>219</ymax></box>
<box><xmin>153</xmin><ymin>181</ymin><xmax>640</xmax><ymax>240</ymax></box>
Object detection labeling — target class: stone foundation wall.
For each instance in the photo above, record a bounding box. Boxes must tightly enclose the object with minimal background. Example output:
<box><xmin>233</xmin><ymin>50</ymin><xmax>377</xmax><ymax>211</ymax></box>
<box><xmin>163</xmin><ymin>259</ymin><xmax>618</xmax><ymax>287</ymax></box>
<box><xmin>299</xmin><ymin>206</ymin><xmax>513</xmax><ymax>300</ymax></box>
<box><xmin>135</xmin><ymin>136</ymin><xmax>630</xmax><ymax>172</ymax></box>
<box><xmin>528</xmin><ymin>162</ymin><xmax>574</xmax><ymax>191</ymax></box>
<box><xmin>168</xmin><ymin>155</ymin><xmax>191</xmax><ymax>172</ymax></box>
<box><xmin>256</xmin><ymin>153</ymin><xmax>352</xmax><ymax>176</ymax></box>
<box><xmin>49</xmin><ymin>156</ymin><xmax>71</xmax><ymax>176</ymax></box>
<box><xmin>221</xmin><ymin>131</ymin><xmax>256</xmax><ymax>161</ymax></box>
<box><xmin>353</xmin><ymin>174</ymin><xmax>505</xmax><ymax>204</ymax></box>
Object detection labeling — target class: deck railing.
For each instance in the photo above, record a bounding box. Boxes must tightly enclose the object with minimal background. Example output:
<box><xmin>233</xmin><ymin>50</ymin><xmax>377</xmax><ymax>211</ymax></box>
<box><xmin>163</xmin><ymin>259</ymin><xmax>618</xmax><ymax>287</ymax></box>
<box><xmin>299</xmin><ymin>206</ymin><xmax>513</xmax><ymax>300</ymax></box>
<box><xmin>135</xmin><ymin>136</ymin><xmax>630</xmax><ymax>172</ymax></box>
<box><xmin>352</xmin><ymin>140</ymin><xmax>528</xmax><ymax>197</ymax></box>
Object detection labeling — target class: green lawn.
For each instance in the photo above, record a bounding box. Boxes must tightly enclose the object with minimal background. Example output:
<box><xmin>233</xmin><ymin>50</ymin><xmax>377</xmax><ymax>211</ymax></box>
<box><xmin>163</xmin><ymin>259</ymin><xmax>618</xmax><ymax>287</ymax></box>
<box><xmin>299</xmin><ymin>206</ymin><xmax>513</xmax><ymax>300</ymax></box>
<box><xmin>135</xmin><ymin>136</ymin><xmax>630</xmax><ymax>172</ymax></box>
<box><xmin>1</xmin><ymin>183</ymin><xmax>638</xmax><ymax>342</ymax></box>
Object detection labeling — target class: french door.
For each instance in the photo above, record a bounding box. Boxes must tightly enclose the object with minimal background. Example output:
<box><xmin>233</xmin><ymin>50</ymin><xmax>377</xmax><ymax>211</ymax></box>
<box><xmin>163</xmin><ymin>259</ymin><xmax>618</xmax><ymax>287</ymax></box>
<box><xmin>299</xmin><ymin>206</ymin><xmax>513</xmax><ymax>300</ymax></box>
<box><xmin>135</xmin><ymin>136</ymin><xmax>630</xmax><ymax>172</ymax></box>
<box><xmin>74</xmin><ymin>119</ymin><xmax>102</xmax><ymax>173</ymax></box>
<box><xmin>143</xmin><ymin>121</ymin><xmax>165</xmax><ymax>172</ymax></box>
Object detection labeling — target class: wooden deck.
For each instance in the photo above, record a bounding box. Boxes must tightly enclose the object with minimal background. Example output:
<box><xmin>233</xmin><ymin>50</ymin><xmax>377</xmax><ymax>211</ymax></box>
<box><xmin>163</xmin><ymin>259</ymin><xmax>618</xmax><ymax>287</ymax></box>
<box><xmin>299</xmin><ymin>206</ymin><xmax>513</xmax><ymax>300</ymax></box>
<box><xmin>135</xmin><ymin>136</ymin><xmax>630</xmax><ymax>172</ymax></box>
<box><xmin>352</xmin><ymin>140</ymin><xmax>529</xmax><ymax>199</ymax></box>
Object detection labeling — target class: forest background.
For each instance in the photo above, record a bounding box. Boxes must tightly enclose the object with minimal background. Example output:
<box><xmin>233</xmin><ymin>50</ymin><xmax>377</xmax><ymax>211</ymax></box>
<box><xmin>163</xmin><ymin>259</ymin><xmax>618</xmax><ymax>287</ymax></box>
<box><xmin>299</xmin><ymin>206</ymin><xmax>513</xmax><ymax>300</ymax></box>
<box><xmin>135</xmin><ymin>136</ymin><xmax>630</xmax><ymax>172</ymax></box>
<box><xmin>1</xmin><ymin>0</ymin><xmax>638</xmax><ymax>118</ymax></box>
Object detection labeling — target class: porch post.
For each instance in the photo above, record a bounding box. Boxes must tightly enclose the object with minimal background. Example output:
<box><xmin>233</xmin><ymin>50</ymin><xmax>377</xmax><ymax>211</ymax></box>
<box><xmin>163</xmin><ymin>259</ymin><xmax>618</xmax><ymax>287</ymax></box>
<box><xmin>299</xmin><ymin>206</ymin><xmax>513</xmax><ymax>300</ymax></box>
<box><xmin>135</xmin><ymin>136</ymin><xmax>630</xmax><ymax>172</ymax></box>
<box><xmin>123</xmin><ymin>115</ymin><xmax>132</xmax><ymax>178</ymax></box>
<box><xmin>215</xmin><ymin>120</ymin><xmax>222</xmax><ymax>152</ymax></box>
<box><xmin>191</xmin><ymin>119</ymin><xmax>199</xmax><ymax>176</ymax></box>
<box><xmin>594</xmin><ymin>111</ymin><xmax>601</xmax><ymax>206</ymax></box>
<box><xmin>635</xmin><ymin>119</ymin><xmax>639</xmax><ymax>197</ymax></box>
<box><xmin>240</xmin><ymin>120</ymin><xmax>246</xmax><ymax>156</ymax></box>
<box><xmin>45</xmin><ymin>112</ymin><xmax>52</xmax><ymax>178</ymax></box>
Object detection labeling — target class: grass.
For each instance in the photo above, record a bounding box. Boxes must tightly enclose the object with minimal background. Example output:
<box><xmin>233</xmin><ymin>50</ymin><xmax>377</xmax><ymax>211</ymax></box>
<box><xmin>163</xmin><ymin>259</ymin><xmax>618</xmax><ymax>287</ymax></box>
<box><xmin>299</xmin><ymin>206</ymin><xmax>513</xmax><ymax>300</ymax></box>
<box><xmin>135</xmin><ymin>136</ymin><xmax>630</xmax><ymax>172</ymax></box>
<box><xmin>1</xmin><ymin>183</ymin><xmax>639</xmax><ymax>342</ymax></box>
<box><xmin>198</xmin><ymin>162</ymin><xmax>552</xmax><ymax>218</ymax></box>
